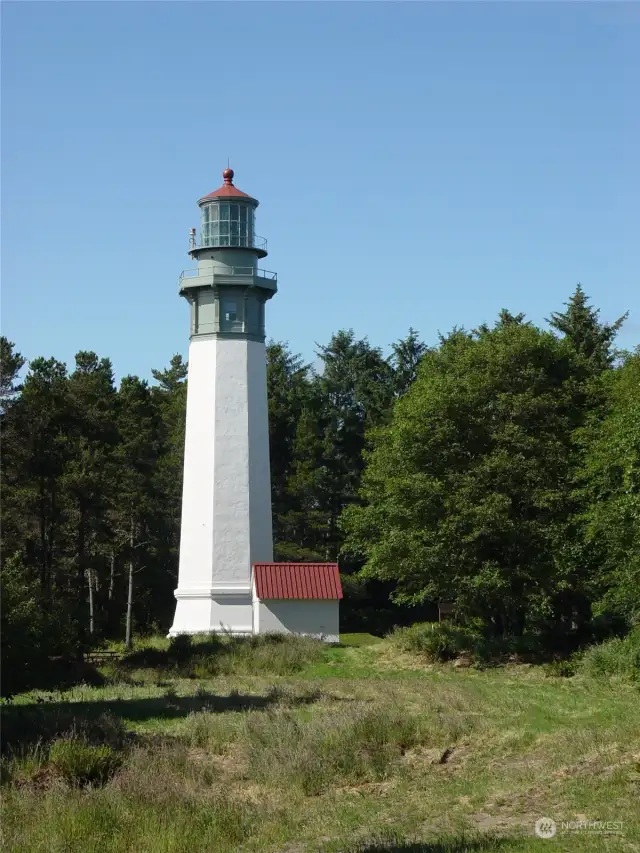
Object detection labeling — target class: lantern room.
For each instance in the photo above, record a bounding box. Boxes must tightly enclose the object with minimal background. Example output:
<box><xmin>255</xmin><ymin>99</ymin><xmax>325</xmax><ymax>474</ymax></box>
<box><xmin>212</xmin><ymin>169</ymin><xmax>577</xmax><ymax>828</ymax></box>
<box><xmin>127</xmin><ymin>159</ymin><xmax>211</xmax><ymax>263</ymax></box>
<box><xmin>200</xmin><ymin>201</ymin><xmax>254</xmax><ymax>249</ymax></box>
<box><xmin>195</xmin><ymin>168</ymin><xmax>266</xmax><ymax>257</ymax></box>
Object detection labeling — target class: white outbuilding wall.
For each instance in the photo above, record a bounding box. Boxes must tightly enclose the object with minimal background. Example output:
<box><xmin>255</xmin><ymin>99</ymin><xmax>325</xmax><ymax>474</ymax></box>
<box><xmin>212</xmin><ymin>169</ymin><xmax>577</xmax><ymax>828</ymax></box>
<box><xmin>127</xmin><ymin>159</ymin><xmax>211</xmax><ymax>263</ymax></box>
<box><xmin>252</xmin><ymin>595</ymin><xmax>339</xmax><ymax>644</ymax></box>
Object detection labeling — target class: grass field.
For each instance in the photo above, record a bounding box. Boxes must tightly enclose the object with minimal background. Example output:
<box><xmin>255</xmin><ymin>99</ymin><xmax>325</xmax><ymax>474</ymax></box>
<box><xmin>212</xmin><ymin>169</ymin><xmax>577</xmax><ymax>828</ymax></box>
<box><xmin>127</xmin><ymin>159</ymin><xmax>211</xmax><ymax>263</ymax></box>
<box><xmin>1</xmin><ymin>633</ymin><xmax>639</xmax><ymax>853</ymax></box>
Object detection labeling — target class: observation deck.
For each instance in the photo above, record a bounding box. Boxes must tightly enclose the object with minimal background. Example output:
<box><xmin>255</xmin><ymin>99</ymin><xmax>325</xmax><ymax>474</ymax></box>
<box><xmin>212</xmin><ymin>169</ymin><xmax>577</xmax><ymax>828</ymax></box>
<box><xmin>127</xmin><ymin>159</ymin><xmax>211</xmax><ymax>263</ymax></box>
<box><xmin>179</xmin><ymin>265</ymin><xmax>277</xmax><ymax>295</ymax></box>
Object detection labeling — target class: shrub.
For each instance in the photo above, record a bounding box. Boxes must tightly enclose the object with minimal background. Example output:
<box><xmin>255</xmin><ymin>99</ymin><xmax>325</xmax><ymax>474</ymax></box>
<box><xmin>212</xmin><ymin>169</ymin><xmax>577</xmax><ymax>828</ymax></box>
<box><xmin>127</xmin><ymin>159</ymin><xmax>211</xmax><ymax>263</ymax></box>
<box><xmin>544</xmin><ymin>659</ymin><xmax>577</xmax><ymax>678</ymax></box>
<box><xmin>0</xmin><ymin>758</ymin><xmax>13</xmax><ymax>785</ymax></box>
<box><xmin>48</xmin><ymin>737</ymin><xmax>123</xmax><ymax>786</ymax></box>
<box><xmin>0</xmin><ymin>740</ymin><xmax>54</xmax><ymax>788</ymax></box>
<box><xmin>390</xmin><ymin>621</ymin><xmax>545</xmax><ymax>663</ymax></box>
<box><xmin>391</xmin><ymin>622</ymin><xmax>474</xmax><ymax>662</ymax></box>
<box><xmin>577</xmin><ymin>627</ymin><xmax>640</xmax><ymax>681</ymax></box>
<box><xmin>81</xmin><ymin>712</ymin><xmax>129</xmax><ymax>750</ymax></box>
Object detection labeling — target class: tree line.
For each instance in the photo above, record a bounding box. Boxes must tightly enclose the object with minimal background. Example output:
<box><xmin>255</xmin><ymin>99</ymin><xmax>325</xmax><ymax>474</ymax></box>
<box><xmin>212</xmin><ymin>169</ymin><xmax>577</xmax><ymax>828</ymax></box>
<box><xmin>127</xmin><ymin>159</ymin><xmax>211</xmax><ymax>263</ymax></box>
<box><xmin>1</xmin><ymin>285</ymin><xmax>638</xmax><ymax>690</ymax></box>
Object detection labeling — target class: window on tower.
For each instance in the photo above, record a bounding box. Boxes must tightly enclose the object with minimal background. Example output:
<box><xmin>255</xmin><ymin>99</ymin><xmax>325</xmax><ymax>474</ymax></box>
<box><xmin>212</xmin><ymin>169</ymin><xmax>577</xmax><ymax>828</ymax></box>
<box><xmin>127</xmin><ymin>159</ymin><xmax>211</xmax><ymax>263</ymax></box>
<box><xmin>223</xmin><ymin>302</ymin><xmax>237</xmax><ymax>323</ymax></box>
<box><xmin>201</xmin><ymin>203</ymin><xmax>253</xmax><ymax>248</ymax></box>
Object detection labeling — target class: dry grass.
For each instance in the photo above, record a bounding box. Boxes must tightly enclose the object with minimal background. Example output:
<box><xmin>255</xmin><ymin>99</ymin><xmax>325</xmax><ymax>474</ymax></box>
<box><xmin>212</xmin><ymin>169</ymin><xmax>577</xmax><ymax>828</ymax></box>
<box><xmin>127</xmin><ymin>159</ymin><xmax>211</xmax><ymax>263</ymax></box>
<box><xmin>1</xmin><ymin>635</ymin><xmax>639</xmax><ymax>853</ymax></box>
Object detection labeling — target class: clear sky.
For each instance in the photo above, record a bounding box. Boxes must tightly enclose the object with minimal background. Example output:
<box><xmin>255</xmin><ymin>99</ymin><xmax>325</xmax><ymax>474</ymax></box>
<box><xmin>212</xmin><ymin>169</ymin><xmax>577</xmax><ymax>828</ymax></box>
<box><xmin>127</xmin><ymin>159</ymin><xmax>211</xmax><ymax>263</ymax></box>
<box><xmin>2</xmin><ymin>1</ymin><xmax>638</xmax><ymax>382</ymax></box>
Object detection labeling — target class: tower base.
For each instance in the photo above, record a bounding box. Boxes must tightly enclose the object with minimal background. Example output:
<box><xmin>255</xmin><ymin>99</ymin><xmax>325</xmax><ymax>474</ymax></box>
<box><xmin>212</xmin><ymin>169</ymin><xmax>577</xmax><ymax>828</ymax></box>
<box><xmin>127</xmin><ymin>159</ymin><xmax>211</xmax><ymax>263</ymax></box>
<box><xmin>168</xmin><ymin>586</ymin><xmax>253</xmax><ymax>637</ymax></box>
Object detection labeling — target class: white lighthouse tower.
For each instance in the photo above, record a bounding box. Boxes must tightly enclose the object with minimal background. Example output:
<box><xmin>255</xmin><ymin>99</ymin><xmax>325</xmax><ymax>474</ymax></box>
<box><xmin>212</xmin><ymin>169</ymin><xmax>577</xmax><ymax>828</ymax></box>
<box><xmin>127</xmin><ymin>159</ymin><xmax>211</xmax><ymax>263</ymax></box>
<box><xmin>169</xmin><ymin>168</ymin><xmax>277</xmax><ymax>636</ymax></box>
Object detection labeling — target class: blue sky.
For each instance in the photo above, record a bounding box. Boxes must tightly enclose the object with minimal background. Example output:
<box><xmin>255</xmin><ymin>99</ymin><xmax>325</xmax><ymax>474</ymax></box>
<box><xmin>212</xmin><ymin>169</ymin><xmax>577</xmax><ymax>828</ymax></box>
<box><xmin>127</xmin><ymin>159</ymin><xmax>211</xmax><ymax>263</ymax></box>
<box><xmin>2</xmin><ymin>1</ymin><xmax>638</xmax><ymax>382</ymax></box>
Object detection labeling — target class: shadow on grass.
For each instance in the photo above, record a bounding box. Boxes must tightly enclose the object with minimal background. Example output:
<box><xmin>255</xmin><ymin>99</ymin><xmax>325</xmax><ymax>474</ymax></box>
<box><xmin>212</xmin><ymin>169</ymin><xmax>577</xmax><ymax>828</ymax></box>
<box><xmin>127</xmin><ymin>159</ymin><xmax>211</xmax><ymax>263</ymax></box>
<box><xmin>2</xmin><ymin>657</ymin><xmax>108</xmax><ymax>698</ymax></box>
<box><xmin>2</xmin><ymin>635</ymin><xmax>306</xmax><ymax>699</ymax></box>
<box><xmin>116</xmin><ymin>631</ymin><xmax>326</xmax><ymax>678</ymax></box>
<box><xmin>349</xmin><ymin>837</ymin><xmax>530</xmax><ymax>852</ymax></box>
<box><xmin>120</xmin><ymin>632</ymin><xmax>296</xmax><ymax>667</ymax></box>
<box><xmin>1</xmin><ymin>687</ymin><xmax>323</xmax><ymax>753</ymax></box>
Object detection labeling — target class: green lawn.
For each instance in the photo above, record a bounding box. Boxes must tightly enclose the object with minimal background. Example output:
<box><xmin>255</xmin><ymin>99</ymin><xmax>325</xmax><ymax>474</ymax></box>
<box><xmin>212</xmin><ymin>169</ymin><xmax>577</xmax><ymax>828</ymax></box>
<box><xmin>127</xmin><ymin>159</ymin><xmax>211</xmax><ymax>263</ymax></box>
<box><xmin>1</xmin><ymin>634</ymin><xmax>638</xmax><ymax>853</ymax></box>
<box><xmin>339</xmin><ymin>632</ymin><xmax>386</xmax><ymax>647</ymax></box>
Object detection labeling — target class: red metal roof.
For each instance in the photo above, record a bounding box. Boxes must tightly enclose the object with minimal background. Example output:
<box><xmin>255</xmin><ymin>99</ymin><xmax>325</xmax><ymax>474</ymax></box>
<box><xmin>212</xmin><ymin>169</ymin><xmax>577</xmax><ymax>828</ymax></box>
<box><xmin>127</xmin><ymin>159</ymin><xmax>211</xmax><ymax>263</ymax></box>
<box><xmin>253</xmin><ymin>563</ymin><xmax>343</xmax><ymax>600</ymax></box>
<box><xmin>199</xmin><ymin>168</ymin><xmax>257</xmax><ymax>202</ymax></box>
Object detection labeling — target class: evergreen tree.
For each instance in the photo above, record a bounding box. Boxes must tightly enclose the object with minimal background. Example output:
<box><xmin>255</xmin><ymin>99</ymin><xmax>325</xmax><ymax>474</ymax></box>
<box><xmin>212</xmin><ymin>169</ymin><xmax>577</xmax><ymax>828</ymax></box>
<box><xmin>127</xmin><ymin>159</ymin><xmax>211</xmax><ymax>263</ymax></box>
<box><xmin>0</xmin><ymin>356</ymin><xmax>80</xmax><ymax>664</ymax></box>
<box><xmin>317</xmin><ymin>330</ymin><xmax>394</xmax><ymax>559</ymax></box>
<box><xmin>4</xmin><ymin>358</ymin><xmax>72</xmax><ymax>591</ymax></box>
<box><xmin>63</xmin><ymin>353</ymin><xmax>119</xmax><ymax>648</ymax></box>
<box><xmin>151</xmin><ymin>354</ymin><xmax>188</xmax><ymax>588</ymax></box>
<box><xmin>548</xmin><ymin>284</ymin><xmax>627</xmax><ymax>371</ymax></box>
<box><xmin>342</xmin><ymin>318</ymin><xmax>582</xmax><ymax>638</ymax></box>
<box><xmin>279</xmin><ymin>401</ymin><xmax>328</xmax><ymax>561</ymax></box>
<box><xmin>0</xmin><ymin>339</ymin><xmax>27</xmax><ymax>567</ymax></box>
<box><xmin>389</xmin><ymin>328</ymin><xmax>428</xmax><ymax>397</ymax></box>
<box><xmin>0</xmin><ymin>337</ymin><xmax>25</xmax><ymax>413</ymax></box>
<box><xmin>545</xmin><ymin>287</ymin><xmax>629</xmax><ymax>639</ymax></box>
<box><xmin>266</xmin><ymin>342</ymin><xmax>314</xmax><ymax>551</ymax></box>
<box><xmin>114</xmin><ymin>376</ymin><xmax>163</xmax><ymax>646</ymax></box>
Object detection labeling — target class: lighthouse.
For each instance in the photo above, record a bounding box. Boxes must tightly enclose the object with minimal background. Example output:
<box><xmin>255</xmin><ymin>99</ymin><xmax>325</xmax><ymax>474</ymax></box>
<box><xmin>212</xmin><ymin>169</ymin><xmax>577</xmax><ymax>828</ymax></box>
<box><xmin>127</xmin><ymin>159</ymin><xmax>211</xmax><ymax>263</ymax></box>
<box><xmin>169</xmin><ymin>168</ymin><xmax>277</xmax><ymax>636</ymax></box>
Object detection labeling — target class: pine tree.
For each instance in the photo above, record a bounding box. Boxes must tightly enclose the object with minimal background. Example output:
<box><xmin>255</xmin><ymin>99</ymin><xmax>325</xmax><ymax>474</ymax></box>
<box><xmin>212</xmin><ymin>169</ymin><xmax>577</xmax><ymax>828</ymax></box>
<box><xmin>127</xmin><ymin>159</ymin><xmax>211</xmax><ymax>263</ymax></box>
<box><xmin>0</xmin><ymin>337</ymin><xmax>25</xmax><ymax>413</ymax></box>
<box><xmin>548</xmin><ymin>284</ymin><xmax>627</xmax><ymax>371</ymax></box>
<box><xmin>0</xmin><ymin>339</ymin><xmax>27</xmax><ymax>567</ymax></box>
<box><xmin>151</xmin><ymin>354</ymin><xmax>188</xmax><ymax>591</ymax></box>
<box><xmin>546</xmin><ymin>287</ymin><xmax>629</xmax><ymax>639</ymax></box>
<box><xmin>114</xmin><ymin>376</ymin><xmax>163</xmax><ymax>646</ymax></box>
<box><xmin>63</xmin><ymin>352</ymin><xmax>119</xmax><ymax>649</ymax></box>
<box><xmin>317</xmin><ymin>330</ymin><xmax>394</xmax><ymax>560</ymax></box>
<box><xmin>280</xmin><ymin>402</ymin><xmax>328</xmax><ymax>561</ymax></box>
<box><xmin>389</xmin><ymin>328</ymin><xmax>428</xmax><ymax>397</ymax></box>
<box><xmin>266</xmin><ymin>342</ymin><xmax>314</xmax><ymax>550</ymax></box>
<box><xmin>4</xmin><ymin>358</ymin><xmax>72</xmax><ymax>591</ymax></box>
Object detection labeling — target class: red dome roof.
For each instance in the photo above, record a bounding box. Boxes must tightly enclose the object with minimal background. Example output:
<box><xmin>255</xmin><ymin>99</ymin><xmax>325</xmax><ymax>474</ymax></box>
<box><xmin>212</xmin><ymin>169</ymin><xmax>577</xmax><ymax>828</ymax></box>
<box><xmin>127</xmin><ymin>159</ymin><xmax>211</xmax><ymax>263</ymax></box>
<box><xmin>199</xmin><ymin>168</ymin><xmax>257</xmax><ymax>203</ymax></box>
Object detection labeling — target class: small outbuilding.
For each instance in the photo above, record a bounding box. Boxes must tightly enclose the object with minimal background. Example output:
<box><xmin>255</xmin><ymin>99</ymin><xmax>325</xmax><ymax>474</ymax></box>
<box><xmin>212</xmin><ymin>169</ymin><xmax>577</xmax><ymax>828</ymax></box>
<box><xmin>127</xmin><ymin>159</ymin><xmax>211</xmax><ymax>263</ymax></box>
<box><xmin>251</xmin><ymin>562</ymin><xmax>343</xmax><ymax>643</ymax></box>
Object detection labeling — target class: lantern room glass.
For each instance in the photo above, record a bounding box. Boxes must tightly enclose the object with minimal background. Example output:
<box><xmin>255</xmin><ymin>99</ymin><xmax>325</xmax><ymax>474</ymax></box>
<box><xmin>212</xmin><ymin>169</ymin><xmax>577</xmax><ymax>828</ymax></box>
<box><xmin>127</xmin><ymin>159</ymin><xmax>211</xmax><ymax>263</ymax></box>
<box><xmin>200</xmin><ymin>203</ymin><xmax>254</xmax><ymax>248</ymax></box>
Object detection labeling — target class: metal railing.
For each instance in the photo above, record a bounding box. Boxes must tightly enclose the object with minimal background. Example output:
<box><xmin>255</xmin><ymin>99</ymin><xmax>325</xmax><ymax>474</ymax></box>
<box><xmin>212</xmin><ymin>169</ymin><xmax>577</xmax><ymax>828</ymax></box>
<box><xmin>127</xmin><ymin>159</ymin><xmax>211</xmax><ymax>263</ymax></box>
<box><xmin>179</xmin><ymin>266</ymin><xmax>277</xmax><ymax>283</ymax></box>
<box><xmin>196</xmin><ymin>234</ymin><xmax>268</xmax><ymax>252</ymax></box>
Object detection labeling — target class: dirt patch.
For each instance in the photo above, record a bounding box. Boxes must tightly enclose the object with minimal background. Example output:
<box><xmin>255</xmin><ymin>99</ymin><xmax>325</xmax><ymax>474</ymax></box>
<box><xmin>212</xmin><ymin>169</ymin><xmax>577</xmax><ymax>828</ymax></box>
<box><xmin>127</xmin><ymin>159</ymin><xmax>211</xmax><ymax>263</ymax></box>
<box><xmin>373</xmin><ymin>646</ymin><xmax>435</xmax><ymax>673</ymax></box>
<box><xmin>12</xmin><ymin>766</ymin><xmax>63</xmax><ymax>792</ymax></box>
<box><xmin>230</xmin><ymin>780</ymin><xmax>290</xmax><ymax>812</ymax></box>
<box><xmin>403</xmin><ymin>746</ymin><xmax>455</xmax><ymax>768</ymax></box>
<box><xmin>206</xmin><ymin>744</ymin><xmax>248</xmax><ymax>778</ymax></box>
<box><xmin>551</xmin><ymin>745</ymin><xmax>636</xmax><ymax>780</ymax></box>
<box><xmin>405</xmin><ymin>741</ymin><xmax>475</xmax><ymax>774</ymax></box>
<box><xmin>336</xmin><ymin>779</ymin><xmax>396</xmax><ymax>797</ymax></box>
<box><xmin>470</xmin><ymin>810</ymin><xmax>537</xmax><ymax>833</ymax></box>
